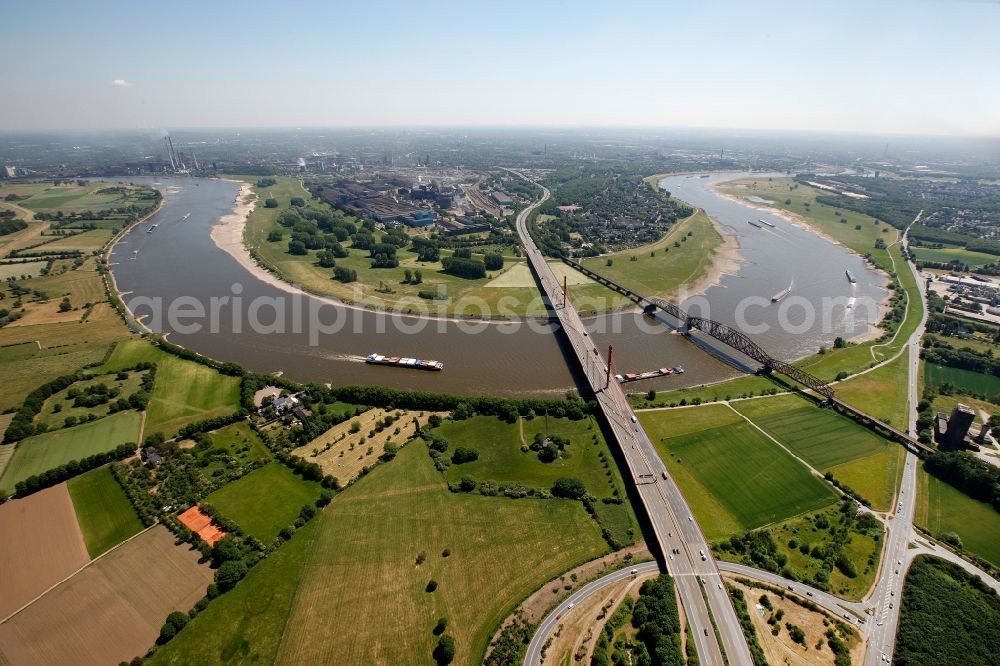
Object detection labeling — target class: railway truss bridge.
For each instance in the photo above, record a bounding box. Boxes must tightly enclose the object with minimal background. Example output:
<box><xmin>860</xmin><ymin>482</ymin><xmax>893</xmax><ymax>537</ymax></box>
<box><xmin>563</xmin><ymin>258</ymin><xmax>933</xmax><ymax>455</ymax></box>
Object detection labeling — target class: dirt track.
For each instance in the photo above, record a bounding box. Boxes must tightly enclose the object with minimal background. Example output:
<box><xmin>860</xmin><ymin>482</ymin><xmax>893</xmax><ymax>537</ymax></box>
<box><xmin>0</xmin><ymin>484</ymin><xmax>89</xmax><ymax>618</ymax></box>
<box><xmin>0</xmin><ymin>525</ymin><xmax>212</xmax><ymax>665</ymax></box>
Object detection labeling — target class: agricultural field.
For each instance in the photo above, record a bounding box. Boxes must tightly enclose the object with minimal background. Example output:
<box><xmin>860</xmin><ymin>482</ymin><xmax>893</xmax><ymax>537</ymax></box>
<box><xmin>915</xmin><ymin>463</ymin><xmax>1000</xmax><ymax>567</ymax></box>
<box><xmin>0</xmin><ymin>483</ymin><xmax>89</xmax><ymax>618</ymax></box>
<box><xmin>0</xmin><ymin>341</ymin><xmax>113</xmax><ymax>413</ymax></box>
<box><xmin>291</xmin><ymin>407</ymin><xmax>439</xmax><ymax>485</ymax></box>
<box><xmin>0</xmin><ymin>181</ymin><xmax>147</xmax><ymax>214</ymax></box>
<box><xmin>238</xmin><ymin>176</ymin><xmax>623</xmax><ymax>316</ymax></box>
<box><xmin>67</xmin><ymin>466</ymin><xmax>144</xmax><ymax>558</ymax></box>
<box><xmin>203</xmin><ymin>463</ymin><xmax>322</xmax><ymax>543</ymax></box>
<box><xmin>99</xmin><ymin>339</ymin><xmax>241</xmax><ymax>438</ymax></box>
<box><xmin>0</xmin><ymin>260</ymin><xmax>48</xmax><ymax>280</ymax></box>
<box><xmin>0</xmin><ymin>410</ymin><xmax>142</xmax><ymax>494</ymax></box>
<box><xmin>924</xmin><ymin>361</ymin><xmax>1000</xmax><ymax>398</ymax></box>
<box><xmin>639</xmin><ymin>405</ymin><xmax>837</xmax><ymax>539</ymax></box>
<box><xmin>153</xmin><ymin>443</ymin><xmax>608</xmax><ymax>665</ymax></box>
<box><xmin>0</xmin><ymin>525</ymin><xmax>212</xmax><ymax>666</ymax></box>
<box><xmin>433</xmin><ymin>414</ymin><xmax>625</xmax><ymax>499</ymax></box>
<box><xmin>732</xmin><ymin>394</ymin><xmax>903</xmax><ymax>510</ymax></box>
<box><xmin>577</xmin><ymin>208</ymin><xmax>724</xmax><ymax>299</ymax></box>
<box><xmin>35</xmin><ymin>369</ymin><xmax>148</xmax><ymax>431</ymax></box>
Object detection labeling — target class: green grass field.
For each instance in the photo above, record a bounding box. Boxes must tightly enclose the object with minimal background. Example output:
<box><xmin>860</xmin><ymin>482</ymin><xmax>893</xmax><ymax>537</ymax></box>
<box><xmin>640</xmin><ymin>405</ymin><xmax>837</xmax><ymax>539</ymax></box>
<box><xmin>434</xmin><ymin>414</ymin><xmax>623</xmax><ymax>499</ymax></box>
<box><xmin>577</xmin><ymin>209</ymin><xmax>723</xmax><ymax>299</ymax></box>
<box><xmin>629</xmin><ymin>374</ymin><xmax>783</xmax><ymax>409</ymax></box>
<box><xmin>835</xmin><ymin>353</ymin><xmax>911</xmax><ymax>427</ymax></box>
<box><xmin>189</xmin><ymin>421</ymin><xmax>272</xmax><ymax>477</ymax></box>
<box><xmin>100</xmin><ymin>339</ymin><xmax>241</xmax><ymax>437</ymax></box>
<box><xmin>204</xmin><ymin>463</ymin><xmax>321</xmax><ymax>543</ymax></box>
<box><xmin>0</xmin><ymin>410</ymin><xmax>141</xmax><ymax>493</ymax></box>
<box><xmin>915</xmin><ymin>464</ymin><xmax>1000</xmax><ymax>567</ymax></box>
<box><xmin>732</xmin><ymin>394</ymin><xmax>902</xmax><ymax>509</ymax></box>
<box><xmin>0</xmin><ymin>341</ymin><xmax>113</xmax><ymax>413</ymax></box>
<box><xmin>67</xmin><ymin>465</ymin><xmax>144</xmax><ymax>557</ymax></box>
<box><xmin>911</xmin><ymin>245</ymin><xmax>998</xmax><ymax>268</ymax></box>
<box><xmin>924</xmin><ymin>362</ymin><xmax>1000</xmax><ymax>398</ymax></box>
<box><xmin>151</xmin><ymin>443</ymin><xmax>607</xmax><ymax>665</ymax></box>
<box><xmin>35</xmin><ymin>370</ymin><xmax>148</xmax><ymax>431</ymax></box>
<box><xmin>146</xmin><ymin>519</ymin><xmax>320</xmax><ymax>666</ymax></box>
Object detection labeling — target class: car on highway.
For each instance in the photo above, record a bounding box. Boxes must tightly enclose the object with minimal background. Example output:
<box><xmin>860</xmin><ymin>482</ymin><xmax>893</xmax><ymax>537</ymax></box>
<box><xmin>703</xmin><ymin>628</ymin><xmax>709</xmax><ymax>636</ymax></box>
<box><xmin>630</xmin><ymin>568</ymin><xmax>638</xmax><ymax>575</ymax></box>
<box><xmin>662</xmin><ymin>471</ymin><xmax>668</xmax><ymax>479</ymax></box>
<box><xmin>567</xmin><ymin>602</ymin><xmax>574</xmax><ymax>610</ymax></box>
<box><xmin>806</xmin><ymin>591</ymin><xmax>814</xmax><ymax>597</ymax></box>
<box><xmin>630</xmin><ymin>415</ymin><xmax>637</xmax><ymax>423</ymax></box>
<box><xmin>717</xmin><ymin>583</ymin><xmax>723</xmax><ymax>590</ymax></box>
<box><xmin>688</xmin><ymin>515</ymin><xmax>693</xmax><ymax>522</ymax></box>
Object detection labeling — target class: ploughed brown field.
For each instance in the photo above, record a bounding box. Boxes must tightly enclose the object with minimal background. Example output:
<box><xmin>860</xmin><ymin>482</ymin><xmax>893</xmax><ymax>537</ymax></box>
<box><xmin>0</xmin><ymin>483</ymin><xmax>89</xmax><ymax>619</ymax></box>
<box><xmin>0</xmin><ymin>525</ymin><xmax>212</xmax><ymax>665</ymax></box>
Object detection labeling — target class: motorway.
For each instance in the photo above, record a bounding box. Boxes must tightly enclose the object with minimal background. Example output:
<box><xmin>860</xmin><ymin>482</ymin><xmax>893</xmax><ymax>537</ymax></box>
<box><xmin>512</xmin><ymin>177</ymin><xmax>753</xmax><ymax>666</ymax></box>
<box><xmin>862</xmin><ymin>215</ymin><xmax>928</xmax><ymax>665</ymax></box>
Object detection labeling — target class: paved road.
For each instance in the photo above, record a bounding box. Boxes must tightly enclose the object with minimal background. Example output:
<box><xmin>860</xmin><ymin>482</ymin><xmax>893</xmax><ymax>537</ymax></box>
<box><xmin>863</xmin><ymin>214</ymin><xmax>927</xmax><ymax>665</ymax></box>
<box><xmin>511</xmin><ymin>176</ymin><xmax>753</xmax><ymax>666</ymax></box>
<box><xmin>523</xmin><ymin>559</ymin><xmax>873</xmax><ymax>666</ymax></box>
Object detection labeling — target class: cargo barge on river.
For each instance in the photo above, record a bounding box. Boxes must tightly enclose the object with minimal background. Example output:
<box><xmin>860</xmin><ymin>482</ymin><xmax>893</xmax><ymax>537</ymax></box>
<box><xmin>366</xmin><ymin>353</ymin><xmax>443</xmax><ymax>371</ymax></box>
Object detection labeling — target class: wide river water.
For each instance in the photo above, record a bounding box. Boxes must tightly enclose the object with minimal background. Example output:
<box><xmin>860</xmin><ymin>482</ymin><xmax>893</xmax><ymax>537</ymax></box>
<box><xmin>108</xmin><ymin>173</ymin><xmax>887</xmax><ymax>396</ymax></box>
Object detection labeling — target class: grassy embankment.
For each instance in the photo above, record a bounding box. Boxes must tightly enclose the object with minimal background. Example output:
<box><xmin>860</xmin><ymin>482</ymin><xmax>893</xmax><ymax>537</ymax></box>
<box><xmin>237</xmin><ymin>176</ymin><xmax>625</xmax><ymax>316</ymax></box>
<box><xmin>67</xmin><ymin>465</ymin><xmax>144</xmax><ymax>558</ymax></box>
<box><xmin>149</xmin><ymin>443</ymin><xmax>608</xmax><ymax>665</ymax></box>
<box><xmin>203</xmin><ymin>463</ymin><xmax>322</xmax><ymax>544</ymax></box>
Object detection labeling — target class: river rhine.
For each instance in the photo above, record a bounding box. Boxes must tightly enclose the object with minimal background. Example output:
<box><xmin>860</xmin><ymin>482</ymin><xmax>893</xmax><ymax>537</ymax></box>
<box><xmin>108</xmin><ymin>174</ymin><xmax>886</xmax><ymax>396</ymax></box>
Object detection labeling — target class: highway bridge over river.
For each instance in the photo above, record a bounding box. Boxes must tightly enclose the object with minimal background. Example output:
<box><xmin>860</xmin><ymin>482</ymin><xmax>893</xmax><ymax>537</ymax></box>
<box><xmin>514</xmin><ymin>180</ymin><xmax>754</xmax><ymax>665</ymax></box>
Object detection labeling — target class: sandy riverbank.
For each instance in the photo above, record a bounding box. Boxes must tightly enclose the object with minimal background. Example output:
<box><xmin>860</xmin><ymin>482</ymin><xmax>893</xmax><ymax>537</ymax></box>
<box><xmin>711</xmin><ymin>180</ymin><xmax>893</xmax><ymax>344</ymax></box>
<box><xmin>208</xmin><ymin>181</ymin><xmax>548</xmax><ymax>324</ymax></box>
<box><xmin>680</xmin><ymin>212</ymin><xmax>743</xmax><ymax>299</ymax></box>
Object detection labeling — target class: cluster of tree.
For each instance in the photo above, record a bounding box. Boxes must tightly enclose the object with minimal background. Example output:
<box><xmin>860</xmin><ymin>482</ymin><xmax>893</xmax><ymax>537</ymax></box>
<box><xmin>333</xmin><ymin>266</ymin><xmax>357</xmax><ymax>283</ymax></box>
<box><xmin>895</xmin><ymin>555</ymin><xmax>1000</xmax><ymax>665</ymax></box>
<box><xmin>926</xmin><ymin>313</ymin><xmax>1000</xmax><ymax>342</ymax></box>
<box><xmin>369</xmin><ymin>242</ymin><xmax>399</xmax><ymax>268</ymax></box>
<box><xmin>924</xmin><ymin>450</ymin><xmax>1000</xmax><ymax>514</ymax></box>
<box><xmin>0</xmin><ymin>218</ymin><xmax>28</xmax><ymax>236</ymax></box>
<box><xmin>255</xmin><ymin>177</ymin><xmax>277</xmax><ymax>188</ymax></box>
<box><xmin>13</xmin><ymin>443</ymin><xmax>134</xmax><ymax>497</ymax></box>
<box><xmin>483</xmin><ymin>610</ymin><xmax>535</xmax><ymax>666</ymax></box>
<box><xmin>591</xmin><ymin>597</ymin><xmax>638</xmax><ymax>666</ymax></box>
<box><xmin>4</xmin><ymin>372</ymin><xmax>84</xmax><ymax>442</ymax></box>
<box><xmin>441</xmin><ymin>255</ymin><xmax>486</xmax><ymax>279</ymax></box>
<box><xmin>922</xmin><ymin>338</ymin><xmax>1000</xmax><ymax>377</ymax></box>
<box><xmin>631</xmin><ymin>576</ymin><xmax>684</xmax><ymax>666</ymax></box>
<box><xmin>325</xmin><ymin>384</ymin><xmax>591</xmax><ymax>423</ymax></box>
<box><xmin>412</xmin><ymin>237</ymin><xmax>440</xmax><ymax>262</ymax></box>
<box><xmin>727</xmin><ymin>588</ymin><xmax>769</xmax><ymax>666</ymax></box>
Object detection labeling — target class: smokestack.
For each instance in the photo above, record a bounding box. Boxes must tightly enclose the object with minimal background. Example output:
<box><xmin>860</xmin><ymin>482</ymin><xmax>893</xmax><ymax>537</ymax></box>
<box><xmin>165</xmin><ymin>137</ymin><xmax>176</xmax><ymax>170</ymax></box>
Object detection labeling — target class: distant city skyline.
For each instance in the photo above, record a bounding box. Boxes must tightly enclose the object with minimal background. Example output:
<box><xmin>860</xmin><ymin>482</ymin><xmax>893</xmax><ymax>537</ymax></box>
<box><xmin>2</xmin><ymin>0</ymin><xmax>998</xmax><ymax>136</ymax></box>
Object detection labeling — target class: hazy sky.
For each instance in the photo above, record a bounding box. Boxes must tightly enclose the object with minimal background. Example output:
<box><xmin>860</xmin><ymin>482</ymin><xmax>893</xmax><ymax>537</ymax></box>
<box><xmin>3</xmin><ymin>0</ymin><xmax>998</xmax><ymax>136</ymax></box>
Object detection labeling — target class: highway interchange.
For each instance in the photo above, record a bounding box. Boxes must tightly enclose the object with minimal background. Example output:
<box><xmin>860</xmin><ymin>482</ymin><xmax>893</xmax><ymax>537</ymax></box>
<box><xmin>511</xmin><ymin>184</ymin><xmax>1000</xmax><ymax>665</ymax></box>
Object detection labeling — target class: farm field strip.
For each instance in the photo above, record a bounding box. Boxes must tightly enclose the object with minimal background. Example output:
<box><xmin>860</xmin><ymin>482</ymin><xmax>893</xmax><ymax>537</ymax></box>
<box><xmin>67</xmin><ymin>466</ymin><xmax>144</xmax><ymax>558</ymax></box>
<box><xmin>0</xmin><ymin>525</ymin><xmax>213</xmax><ymax>666</ymax></box>
<box><xmin>0</xmin><ymin>484</ymin><xmax>89</xmax><ymax>619</ymax></box>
